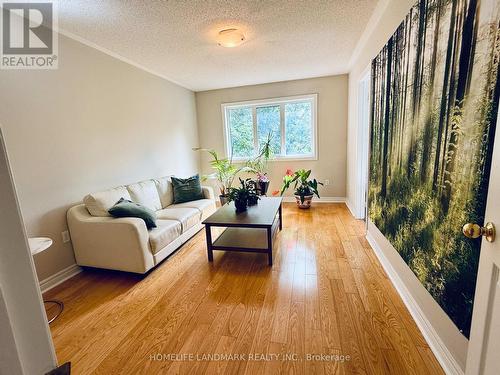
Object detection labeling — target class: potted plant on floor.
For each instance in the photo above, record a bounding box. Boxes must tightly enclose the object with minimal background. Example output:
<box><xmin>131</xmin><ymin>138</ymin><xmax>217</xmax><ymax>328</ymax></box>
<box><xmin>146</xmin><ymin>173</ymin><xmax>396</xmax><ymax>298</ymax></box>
<box><xmin>247</xmin><ymin>132</ymin><xmax>274</xmax><ymax>196</ymax></box>
<box><xmin>278</xmin><ymin>169</ymin><xmax>323</xmax><ymax>209</ymax></box>
<box><xmin>228</xmin><ymin>178</ymin><xmax>260</xmax><ymax>212</ymax></box>
<box><xmin>193</xmin><ymin>148</ymin><xmax>251</xmax><ymax>205</ymax></box>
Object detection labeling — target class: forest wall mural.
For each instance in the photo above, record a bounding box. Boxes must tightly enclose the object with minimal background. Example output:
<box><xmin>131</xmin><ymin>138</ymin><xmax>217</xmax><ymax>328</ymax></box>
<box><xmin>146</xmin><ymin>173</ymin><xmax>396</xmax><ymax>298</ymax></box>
<box><xmin>369</xmin><ymin>0</ymin><xmax>500</xmax><ymax>337</ymax></box>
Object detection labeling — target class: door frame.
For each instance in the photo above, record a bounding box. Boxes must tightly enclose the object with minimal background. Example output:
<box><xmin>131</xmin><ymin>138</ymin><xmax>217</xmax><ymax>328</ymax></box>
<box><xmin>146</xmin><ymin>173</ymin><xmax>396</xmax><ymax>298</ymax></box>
<box><xmin>465</xmin><ymin>106</ymin><xmax>500</xmax><ymax>375</ymax></box>
<box><xmin>356</xmin><ymin>66</ymin><xmax>371</xmax><ymax>220</ymax></box>
<box><xmin>0</xmin><ymin>126</ymin><xmax>57</xmax><ymax>374</ymax></box>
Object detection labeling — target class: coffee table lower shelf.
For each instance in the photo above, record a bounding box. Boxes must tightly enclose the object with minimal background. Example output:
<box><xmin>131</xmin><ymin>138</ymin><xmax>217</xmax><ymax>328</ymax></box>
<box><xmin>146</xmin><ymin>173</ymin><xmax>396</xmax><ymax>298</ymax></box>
<box><xmin>206</xmin><ymin>224</ymin><xmax>279</xmax><ymax>266</ymax></box>
<box><xmin>213</xmin><ymin>227</ymin><xmax>270</xmax><ymax>252</ymax></box>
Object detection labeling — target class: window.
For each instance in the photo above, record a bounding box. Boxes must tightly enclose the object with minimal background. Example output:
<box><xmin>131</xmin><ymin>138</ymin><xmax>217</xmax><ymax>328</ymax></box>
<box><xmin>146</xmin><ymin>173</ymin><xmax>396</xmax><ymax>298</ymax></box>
<box><xmin>222</xmin><ymin>94</ymin><xmax>317</xmax><ymax>160</ymax></box>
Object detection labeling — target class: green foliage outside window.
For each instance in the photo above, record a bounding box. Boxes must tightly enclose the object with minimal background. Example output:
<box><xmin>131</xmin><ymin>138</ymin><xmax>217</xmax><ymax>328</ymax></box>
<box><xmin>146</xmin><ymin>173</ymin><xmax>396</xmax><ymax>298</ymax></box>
<box><xmin>285</xmin><ymin>102</ymin><xmax>312</xmax><ymax>156</ymax></box>
<box><xmin>257</xmin><ymin>105</ymin><xmax>281</xmax><ymax>155</ymax></box>
<box><xmin>227</xmin><ymin>99</ymin><xmax>314</xmax><ymax>158</ymax></box>
<box><xmin>228</xmin><ymin>107</ymin><xmax>253</xmax><ymax>158</ymax></box>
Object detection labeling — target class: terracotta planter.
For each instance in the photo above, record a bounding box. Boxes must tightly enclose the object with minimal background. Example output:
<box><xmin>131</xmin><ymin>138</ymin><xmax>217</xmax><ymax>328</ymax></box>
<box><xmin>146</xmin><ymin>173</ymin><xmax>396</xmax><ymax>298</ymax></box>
<box><xmin>295</xmin><ymin>194</ymin><xmax>313</xmax><ymax>209</ymax></box>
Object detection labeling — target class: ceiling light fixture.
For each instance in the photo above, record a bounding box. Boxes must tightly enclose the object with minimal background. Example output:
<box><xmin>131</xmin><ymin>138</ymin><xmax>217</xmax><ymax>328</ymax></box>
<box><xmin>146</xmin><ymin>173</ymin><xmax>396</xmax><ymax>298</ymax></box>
<box><xmin>216</xmin><ymin>28</ymin><xmax>245</xmax><ymax>48</ymax></box>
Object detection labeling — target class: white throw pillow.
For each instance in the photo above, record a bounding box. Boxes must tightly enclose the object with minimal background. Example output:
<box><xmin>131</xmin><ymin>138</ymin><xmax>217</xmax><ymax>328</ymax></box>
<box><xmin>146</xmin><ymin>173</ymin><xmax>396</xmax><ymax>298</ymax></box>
<box><xmin>83</xmin><ymin>186</ymin><xmax>131</xmax><ymax>217</ymax></box>
<box><xmin>154</xmin><ymin>176</ymin><xmax>174</xmax><ymax>208</ymax></box>
<box><xmin>127</xmin><ymin>180</ymin><xmax>162</xmax><ymax>211</ymax></box>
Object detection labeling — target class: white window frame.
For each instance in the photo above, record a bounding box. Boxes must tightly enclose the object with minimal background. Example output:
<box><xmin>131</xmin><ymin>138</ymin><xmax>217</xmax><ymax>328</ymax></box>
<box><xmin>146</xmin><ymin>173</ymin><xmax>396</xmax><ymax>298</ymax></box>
<box><xmin>221</xmin><ymin>94</ymin><xmax>318</xmax><ymax>161</ymax></box>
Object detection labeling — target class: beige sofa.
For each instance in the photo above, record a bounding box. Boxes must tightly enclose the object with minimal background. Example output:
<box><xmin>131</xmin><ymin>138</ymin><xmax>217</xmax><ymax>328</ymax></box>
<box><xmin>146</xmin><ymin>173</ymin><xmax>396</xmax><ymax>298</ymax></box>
<box><xmin>67</xmin><ymin>177</ymin><xmax>216</xmax><ymax>273</ymax></box>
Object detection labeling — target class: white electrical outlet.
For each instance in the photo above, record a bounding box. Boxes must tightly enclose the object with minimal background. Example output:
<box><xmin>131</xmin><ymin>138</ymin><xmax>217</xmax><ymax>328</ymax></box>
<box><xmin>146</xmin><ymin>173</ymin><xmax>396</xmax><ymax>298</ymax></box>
<box><xmin>324</xmin><ymin>179</ymin><xmax>330</xmax><ymax>186</ymax></box>
<box><xmin>62</xmin><ymin>230</ymin><xmax>71</xmax><ymax>243</ymax></box>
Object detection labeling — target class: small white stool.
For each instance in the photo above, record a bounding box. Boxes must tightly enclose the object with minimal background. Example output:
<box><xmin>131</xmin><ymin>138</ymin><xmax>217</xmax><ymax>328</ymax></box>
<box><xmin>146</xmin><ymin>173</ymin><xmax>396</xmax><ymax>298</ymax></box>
<box><xmin>29</xmin><ymin>237</ymin><xmax>64</xmax><ymax>324</ymax></box>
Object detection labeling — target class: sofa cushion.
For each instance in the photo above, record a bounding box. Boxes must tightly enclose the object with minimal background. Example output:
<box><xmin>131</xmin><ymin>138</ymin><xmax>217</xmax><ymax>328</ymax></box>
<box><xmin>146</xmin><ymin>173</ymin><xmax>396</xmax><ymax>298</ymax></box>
<box><xmin>170</xmin><ymin>199</ymin><xmax>216</xmax><ymax>221</ymax></box>
<box><xmin>127</xmin><ymin>180</ymin><xmax>162</xmax><ymax>211</ymax></box>
<box><xmin>148</xmin><ymin>220</ymin><xmax>182</xmax><ymax>254</ymax></box>
<box><xmin>154</xmin><ymin>176</ymin><xmax>174</xmax><ymax>208</ymax></box>
<box><xmin>156</xmin><ymin>207</ymin><xmax>199</xmax><ymax>232</ymax></box>
<box><xmin>83</xmin><ymin>186</ymin><xmax>131</xmax><ymax>217</ymax></box>
<box><xmin>171</xmin><ymin>175</ymin><xmax>204</xmax><ymax>204</ymax></box>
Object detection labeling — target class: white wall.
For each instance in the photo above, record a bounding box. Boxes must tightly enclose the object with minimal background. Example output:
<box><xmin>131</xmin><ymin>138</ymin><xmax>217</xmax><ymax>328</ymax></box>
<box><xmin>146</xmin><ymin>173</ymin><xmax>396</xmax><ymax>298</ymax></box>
<box><xmin>348</xmin><ymin>0</ymin><xmax>468</xmax><ymax>371</ymax></box>
<box><xmin>0</xmin><ymin>34</ymin><xmax>200</xmax><ymax>281</ymax></box>
<box><xmin>195</xmin><ymin>75</ymin><xmax>348</xmax><ymax>199</ymax></box>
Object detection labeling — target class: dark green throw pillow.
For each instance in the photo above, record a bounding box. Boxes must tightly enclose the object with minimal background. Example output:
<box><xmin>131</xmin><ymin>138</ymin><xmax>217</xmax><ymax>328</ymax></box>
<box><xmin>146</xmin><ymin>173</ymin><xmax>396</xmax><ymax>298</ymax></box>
<box><xmin>108</xmin><ymin>198</ymin><xmax>157</xmax><ymax>229</ymax></box>
<box><xmin>171</xmin><ymin>174</ymin><xmax>204</xmax><ymax>204</ymax></box>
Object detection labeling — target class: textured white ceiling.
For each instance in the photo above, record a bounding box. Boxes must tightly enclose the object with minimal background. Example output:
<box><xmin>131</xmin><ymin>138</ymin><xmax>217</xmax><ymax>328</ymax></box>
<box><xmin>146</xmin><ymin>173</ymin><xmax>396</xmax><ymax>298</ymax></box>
<box><xmin>58</xmin><ymin>0</ymin><xmax>378</xmax><ymax>91</ymax></box>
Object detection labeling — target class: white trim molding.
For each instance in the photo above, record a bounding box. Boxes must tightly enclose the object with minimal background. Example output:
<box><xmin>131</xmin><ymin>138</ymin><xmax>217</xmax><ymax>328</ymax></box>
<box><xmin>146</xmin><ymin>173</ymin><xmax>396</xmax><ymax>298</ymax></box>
<box><xmin>345</xmin><ymin>199</ymin><xmax>363</xmax><ymax>219</ymax></box>
<box><xmin>366</xmin><ymin>223</ymin><xmax>465</xmax><ymax>375</ymax></box>
<box><xmin>39</xmin><ymin>264</ymin><xmax>81</xmax><ymax>294</ymax></box>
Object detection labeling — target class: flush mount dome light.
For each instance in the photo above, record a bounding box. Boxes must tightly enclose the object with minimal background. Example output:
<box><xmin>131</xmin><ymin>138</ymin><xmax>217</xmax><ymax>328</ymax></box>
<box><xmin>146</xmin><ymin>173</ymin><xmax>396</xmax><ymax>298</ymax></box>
<box><xmin>217</xmin><ymin>28</ymin><xmax>245</xmax><ymax>47</ymax></box>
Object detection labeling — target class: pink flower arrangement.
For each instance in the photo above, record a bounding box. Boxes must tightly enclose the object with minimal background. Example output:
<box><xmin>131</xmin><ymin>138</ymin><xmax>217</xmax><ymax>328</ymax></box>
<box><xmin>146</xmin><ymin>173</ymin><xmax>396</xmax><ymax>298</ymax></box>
<box><xmin>256</xmin><ymin>172</ymin><xmax>270</xmax><ymax>183</ymax></box>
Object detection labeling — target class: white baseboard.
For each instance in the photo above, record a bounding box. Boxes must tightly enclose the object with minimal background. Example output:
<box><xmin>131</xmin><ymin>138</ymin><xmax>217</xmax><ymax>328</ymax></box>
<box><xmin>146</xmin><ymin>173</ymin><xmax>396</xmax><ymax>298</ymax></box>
<box><xmin>281</xmin><ymin>196</ymin><xmax>346</xmax><ymax>203</ymax></box>
<box><xmin>39</xmin><ymin>264</ymin><xmax>82</xmax><ymax>294</ymax></box>
<box><xmin>366</xmin><ymin>230</ymin><xmax>464</xmax><ymax>375</ymax></box>
<box><xmin>345</xmin><ymin>199</ymin><xmax>362</xmax><ymax>218</ymax></box>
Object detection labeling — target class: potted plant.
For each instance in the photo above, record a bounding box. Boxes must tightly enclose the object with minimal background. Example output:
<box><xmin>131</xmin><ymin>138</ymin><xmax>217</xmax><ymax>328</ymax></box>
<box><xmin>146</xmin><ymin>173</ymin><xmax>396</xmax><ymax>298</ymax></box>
<box><xmin>256</xmin><ymin>173</ymin><xmax>270</xmax><ymax>196</ymax></box>
<box><xmin>193</xmin><ymin>148</ymin><xmax>251</xmax><ymax>205</ymax></box>
<box><xmin>228</xmin><ymin>178</ymin><xmax>260</xmax><ymax>212</ymax></box>
<box><xmin>278</xmin><ymin>169</ymin><xmax>323</xmax><ymax>209</ymax></box>
<box><xmin>246</xmin><ymin>132</ymin><xmax>274</xmax><ymax>196</ymax></box>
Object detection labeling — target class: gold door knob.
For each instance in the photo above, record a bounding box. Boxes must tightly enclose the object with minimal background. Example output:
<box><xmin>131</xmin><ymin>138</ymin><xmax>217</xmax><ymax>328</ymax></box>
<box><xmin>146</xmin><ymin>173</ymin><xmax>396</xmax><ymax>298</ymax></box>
<box><xmin>462</xmin><ymin>222</ymin><xmax>496</xmax><ymax>243</ymax></box>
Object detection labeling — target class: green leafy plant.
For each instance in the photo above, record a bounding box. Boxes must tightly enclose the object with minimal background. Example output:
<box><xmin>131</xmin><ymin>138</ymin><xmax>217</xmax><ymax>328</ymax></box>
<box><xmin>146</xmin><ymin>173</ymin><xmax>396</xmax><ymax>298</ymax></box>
<box><xmin>279</xmin><ymin>169</ymin><xmax>323</xmax><ymax>203</ymax></box>
<box><xmin>228</xmin><ymin>178</ymin><xmax>260</xmax><ymax>211</ymax></box>
<box><xmin>246</xmin><ymin>132</ymin><xmax>274</xmax><ymax>179</ymax></box>
<box><xmin>193</xmin><ymin>148</ymin><xmax>252</xmax><ymax>197</ymax></box>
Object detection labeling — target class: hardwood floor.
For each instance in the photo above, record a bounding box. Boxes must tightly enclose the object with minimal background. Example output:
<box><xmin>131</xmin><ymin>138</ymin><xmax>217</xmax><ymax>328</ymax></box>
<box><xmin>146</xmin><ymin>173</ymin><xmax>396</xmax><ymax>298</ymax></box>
<box><xmin>44</xmin><ymin>203</ymin><xmax>444</xmax><ymax>375</ymax></box>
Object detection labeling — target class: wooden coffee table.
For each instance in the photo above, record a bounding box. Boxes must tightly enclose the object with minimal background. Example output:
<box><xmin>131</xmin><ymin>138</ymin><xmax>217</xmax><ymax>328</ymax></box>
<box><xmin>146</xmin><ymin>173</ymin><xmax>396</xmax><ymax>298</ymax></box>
<box><xmin>202</xmin><ymin>197</ymin><xmax>283</xmax><ymax>266</ymax></box>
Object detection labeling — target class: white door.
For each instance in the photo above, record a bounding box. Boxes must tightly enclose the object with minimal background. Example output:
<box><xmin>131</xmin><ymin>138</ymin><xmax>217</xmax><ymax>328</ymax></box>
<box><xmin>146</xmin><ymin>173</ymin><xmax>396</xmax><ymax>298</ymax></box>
<box><xmin>465</xmin><ymin>110</ymin><xmax>500</xmax><ymax>375</ymax></box>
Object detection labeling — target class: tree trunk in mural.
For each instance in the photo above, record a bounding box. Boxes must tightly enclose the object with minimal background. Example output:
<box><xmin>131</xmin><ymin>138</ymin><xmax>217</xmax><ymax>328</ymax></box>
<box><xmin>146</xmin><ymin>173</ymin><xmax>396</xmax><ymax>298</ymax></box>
<box><xmin>369</xmin><ymin>0</ymin><xmax>500</xmax><ymax>338</ymax></box>
<box><xmin>420</xmin><ymin>0</ymin><xmax>442</xmax><ymax>184</ymax></box>
<box><xmin>442</xmin><ymin>0</ymin><xmax>478</xmax><ymax>214</ymax></box>
<box><xmin>381</xmin><ymin>39</ymin><xmax>393</xmax><ymax>198</ymax></box>
<box><xmin>433</xmin><ymin>0</ymin><xmax>458</xmax><ymax>193</ymax></box>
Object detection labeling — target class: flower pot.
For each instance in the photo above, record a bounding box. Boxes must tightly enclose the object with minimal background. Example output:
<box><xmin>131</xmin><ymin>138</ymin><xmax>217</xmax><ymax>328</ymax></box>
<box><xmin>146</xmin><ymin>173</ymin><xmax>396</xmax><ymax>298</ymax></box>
<box><xmin>295</xmin><ymin>194</ymin><xmax>313</xmax><ymax>209</ymax></box>
<box><xmin>248</xmin><ymin>195</ymin><xmax>259</xmax><ymax>206</ymax></box>
<box><xmin>219</xmin><ymin>194</ymin><xmax>230</xmax><ymax>206</ymax></box>
<box><xmin>234</xmin><ymin>199</ymin><xmax>248</xmax><ymax>212</ymax></box>
<box><xmin>257</xmin><ymin>180</ymin><xmax>270</xmax><ymax>196</ymax></box>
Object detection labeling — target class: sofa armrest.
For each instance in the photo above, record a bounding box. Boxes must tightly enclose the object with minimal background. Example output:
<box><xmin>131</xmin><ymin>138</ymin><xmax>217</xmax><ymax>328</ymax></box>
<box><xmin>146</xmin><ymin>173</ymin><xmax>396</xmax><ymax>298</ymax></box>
<box><xmin>201</xmin><ymin>185</ymin><xmax>215</xmax><ymax>200</ymax></box>
<box><xmin>67</xmin><ymin>204</ymin><xmax>154</xmax><ymax>273</ymax></box>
